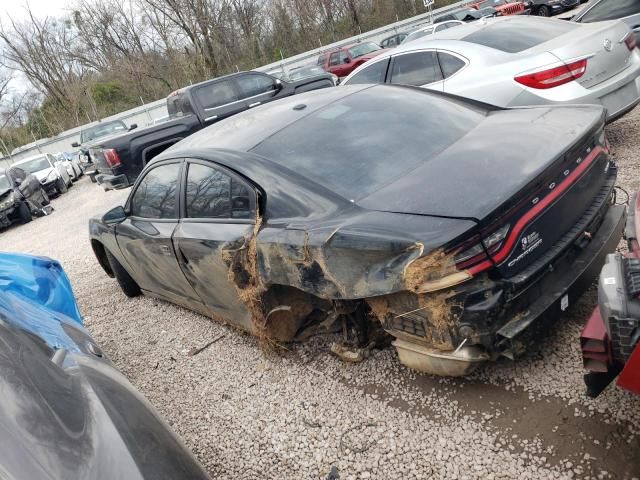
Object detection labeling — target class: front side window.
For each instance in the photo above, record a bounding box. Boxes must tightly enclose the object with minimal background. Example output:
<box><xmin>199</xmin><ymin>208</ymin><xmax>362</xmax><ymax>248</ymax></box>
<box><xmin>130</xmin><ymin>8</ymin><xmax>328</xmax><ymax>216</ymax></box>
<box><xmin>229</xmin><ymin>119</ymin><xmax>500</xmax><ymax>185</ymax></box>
<box><xmin>236</xmin><ymin>74</ymin><xmax>276</xmax><ymax>98</ymax></box>
<box><xmin>195</xmin><ymin>80</ymin><xmax>239</xmax><ymax>109</ymax></box>
<box><xmin>130</xmin><ymin>163</ymin><xmax>180</xmax><ymax>219</ymax></box>
<box><xmin>344</xmin><ymin>59</ymin><xmax>389</xmax><ymax>85</ymax></box>
<box><xmin>389</xmin><ymin>51</ymin><xmax>442</xmax><ymax>86</ymax></box>
<box><xmin>580</xmin><ymin>0</ymin><xmax>640</xmax><ymax>22</ymax></box>
<box><xmin>185</xmin><ymin>163</ymin><xmax>252</xmax><ymax>219</ymax></box>
<box><xmin>329</xmin><ymin>51</ymin><xmax>348</xmax><ymax>66</ymax></box>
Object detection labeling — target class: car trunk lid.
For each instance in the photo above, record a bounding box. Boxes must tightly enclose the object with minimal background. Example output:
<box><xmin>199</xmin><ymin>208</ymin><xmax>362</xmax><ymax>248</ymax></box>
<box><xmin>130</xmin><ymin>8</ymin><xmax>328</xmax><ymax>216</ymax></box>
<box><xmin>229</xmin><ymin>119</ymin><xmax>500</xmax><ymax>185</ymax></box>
<box><xmin>531</xmin><ymin>20</ymin><xmax>634</xmax><ymax>89</ymax></box>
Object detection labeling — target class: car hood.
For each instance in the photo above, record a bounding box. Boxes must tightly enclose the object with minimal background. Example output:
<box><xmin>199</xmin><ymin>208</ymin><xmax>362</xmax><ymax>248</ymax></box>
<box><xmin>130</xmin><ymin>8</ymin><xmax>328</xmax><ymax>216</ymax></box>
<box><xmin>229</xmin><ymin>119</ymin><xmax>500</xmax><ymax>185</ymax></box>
<box><xmin>0</xmin><ymin>187</ymin><xmax>12</xmax><ymax>198</ymax></box>
<box><xmin>33</xmin><ymin>167</ymin><xmax>56</xmax><ymax>182</ymax></box>
<box><xmin>0</xmin><ymin>253</ymin><xmax>210</xmax><ymax>480</ymax></box>
<box><xmin>358</xmin><ymin>104</ymin><xmax>604</xmax><ymax>221</ymax></box>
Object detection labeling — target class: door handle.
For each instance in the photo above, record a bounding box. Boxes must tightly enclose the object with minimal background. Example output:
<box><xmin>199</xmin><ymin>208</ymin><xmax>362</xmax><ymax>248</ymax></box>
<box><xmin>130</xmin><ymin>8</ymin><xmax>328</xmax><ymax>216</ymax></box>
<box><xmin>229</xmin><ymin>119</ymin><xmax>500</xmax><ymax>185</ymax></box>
<box><xmin>204</xmin><ymin>115</ymin><xmax>218</xmax><ymax>122</ymax></box>
<box><xmin>249</xmin><ymin>102</ymin><xmax>261</xmax><ymax>108</ymax></box>
<box><xmin>159</xmin><ymin>245</ymin><xmax>172</xmax><ymax>256</ymax></box>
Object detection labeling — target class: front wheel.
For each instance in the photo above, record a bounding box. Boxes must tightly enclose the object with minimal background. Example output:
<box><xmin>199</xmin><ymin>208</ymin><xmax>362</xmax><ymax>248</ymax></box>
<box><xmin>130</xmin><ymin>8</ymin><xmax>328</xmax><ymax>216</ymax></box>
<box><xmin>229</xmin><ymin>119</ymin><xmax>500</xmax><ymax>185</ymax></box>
<box><xmin>40</xmin><ymin>188</ymin><xmax>50</xmax><ymax>206</ymax></box>
<box><xmin>105</xmin><ymin>249</ymin><xmax>141</xmax><ymax>297</ymax></box>
<box><xmin>17</xmin><ymin>201</ymin><xmax>32</xmax><ymax>224</ymax></box>
<box><xmin>536</xmin><ymin>5</ymin><xmax>550</xmax><ymax>16</ymax></box>
<box><xmin>56</xmin><ymin>177</ymin><xmax>68</xmax><ymax>194</ymax></box>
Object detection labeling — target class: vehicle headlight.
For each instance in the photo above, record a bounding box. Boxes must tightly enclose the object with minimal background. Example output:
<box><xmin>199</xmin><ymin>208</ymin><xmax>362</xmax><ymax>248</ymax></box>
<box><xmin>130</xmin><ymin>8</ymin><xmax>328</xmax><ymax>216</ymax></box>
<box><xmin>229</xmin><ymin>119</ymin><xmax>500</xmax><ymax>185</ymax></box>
<box><xmin>47</xmin><ymin>170</ymin><xmax>58</xmax><ymax>181</ymax></box>
<box><xmin>0</xmin><ymin>192</ymin><xmax>15</xmax><ymax>210</ymax></box>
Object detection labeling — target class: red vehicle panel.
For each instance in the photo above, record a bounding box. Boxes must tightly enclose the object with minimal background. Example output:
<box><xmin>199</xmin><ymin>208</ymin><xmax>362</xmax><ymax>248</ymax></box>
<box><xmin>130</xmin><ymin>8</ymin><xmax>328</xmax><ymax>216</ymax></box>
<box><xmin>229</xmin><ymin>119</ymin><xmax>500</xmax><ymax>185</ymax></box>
<box><xmin>468</xmin><ymin>0</ymin><xmax>526</xmax><ymax>15</ymax></box>
<box><xmin>318</xmin><ymin>42</ymin><xmax>387</xmax><ymax>78</ymax></box>
<box><xmin>581</xmin><ymin>192</ymin><xmax>640</xmax><ymax>397</ymax></box>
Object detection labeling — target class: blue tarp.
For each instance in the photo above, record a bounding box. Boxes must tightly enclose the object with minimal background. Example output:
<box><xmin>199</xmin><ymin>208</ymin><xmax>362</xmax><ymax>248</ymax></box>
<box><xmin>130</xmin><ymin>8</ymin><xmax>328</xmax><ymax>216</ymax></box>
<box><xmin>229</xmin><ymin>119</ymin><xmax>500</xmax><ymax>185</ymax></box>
<box><xmin>0</xmin><ymin>252</ymin><xmax>87</xmax><ymax>352</ymax></box>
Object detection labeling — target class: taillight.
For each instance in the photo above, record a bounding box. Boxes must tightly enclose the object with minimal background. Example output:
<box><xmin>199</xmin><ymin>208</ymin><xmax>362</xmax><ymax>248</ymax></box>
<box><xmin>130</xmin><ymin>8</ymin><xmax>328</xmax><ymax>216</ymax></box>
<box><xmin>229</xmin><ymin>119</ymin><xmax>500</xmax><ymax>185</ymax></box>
<box><xmin>103</xmin><ymin>148</ymin><xmax>121</xmax><ymax>168</ymax></box>
<box><xmin>454</xmin><ymin>224</ymin><xmax>510</xmax><ymax>269</ymax></box>
<box><xmin>625</xmin><ymin>33</ymin><xmax>637</xmax><ymax>51</ymax></box>
<box><xmin>514</xmin><ymin>59</ymin><xmax>588</xmax><ymax>89</ymax></box>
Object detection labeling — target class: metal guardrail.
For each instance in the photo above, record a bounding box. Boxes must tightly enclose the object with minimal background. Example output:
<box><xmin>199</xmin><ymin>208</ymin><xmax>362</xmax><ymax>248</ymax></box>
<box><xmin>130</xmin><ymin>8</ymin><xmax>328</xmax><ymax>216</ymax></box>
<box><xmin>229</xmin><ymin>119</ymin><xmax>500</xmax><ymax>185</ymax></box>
<box><xmin>0</xmin><ymin>0</ymin><xmax>468</xmax><ymax>168</ymax></box>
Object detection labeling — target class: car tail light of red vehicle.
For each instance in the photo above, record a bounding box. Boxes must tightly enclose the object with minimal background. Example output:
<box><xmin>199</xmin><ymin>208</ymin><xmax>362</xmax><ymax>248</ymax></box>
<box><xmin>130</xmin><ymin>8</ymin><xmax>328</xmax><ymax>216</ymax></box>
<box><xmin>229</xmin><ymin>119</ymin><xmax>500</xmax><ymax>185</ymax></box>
<box><xmin>515</xmin><ymin>59</ymin><xmax>588</xmax><ymax>89</ymax></box>
<box><xmin>103</xmin><ymin>149</ymin><xmax>121</xmax><ymax>168</ymax></box>
<box><xmin>624</xmin><ymin>33</ymin><xmax>637</xmax><ymax>51</ymax></box>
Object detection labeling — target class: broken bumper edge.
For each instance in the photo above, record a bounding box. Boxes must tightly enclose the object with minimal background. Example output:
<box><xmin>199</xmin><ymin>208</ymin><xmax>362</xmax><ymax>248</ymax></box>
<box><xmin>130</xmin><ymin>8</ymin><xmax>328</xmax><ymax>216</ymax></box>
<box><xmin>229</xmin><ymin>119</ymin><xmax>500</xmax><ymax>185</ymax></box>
<box><xmin>95</xmin><ymin>173</ymin><xmax>129</xmax><ymax>191</ymax></box>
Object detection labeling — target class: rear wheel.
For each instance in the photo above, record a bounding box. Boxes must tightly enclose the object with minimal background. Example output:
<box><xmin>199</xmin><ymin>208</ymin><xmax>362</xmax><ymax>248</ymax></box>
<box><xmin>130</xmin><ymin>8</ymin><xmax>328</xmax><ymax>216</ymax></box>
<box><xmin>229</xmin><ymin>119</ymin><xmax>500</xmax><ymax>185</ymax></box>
<box><xmin>105</xmin><ymin>249</ymin><xmax>141</xmax><ymax>297</ymax></box>
<box><xmin>89</xmin><ymin>172</ymin><xmax>97</xmax><ymax>183</ymax></box>
<box><xmin>17</xmin><ymin>201</ymin><xmax>32</xmax><ymax>223</ymax></box>
<box><xmin>56</xmin><ymin>177</ymin><xmax>68</xmax><ymax>194</ymax></box>
<box><xmin>536</xmin><ymin>5</ymin><xmax>550</xmax><ymax>16</ymax></box>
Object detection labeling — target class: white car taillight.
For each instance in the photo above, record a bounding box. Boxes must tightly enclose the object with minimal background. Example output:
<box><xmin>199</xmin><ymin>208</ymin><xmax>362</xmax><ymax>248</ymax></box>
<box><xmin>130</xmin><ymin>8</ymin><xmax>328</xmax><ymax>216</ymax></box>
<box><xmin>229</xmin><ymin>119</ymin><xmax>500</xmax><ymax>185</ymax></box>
<box><xmin>514</xmin><ymin>59</ymin><xmax>588</xmax><ymax>90</ymax></box>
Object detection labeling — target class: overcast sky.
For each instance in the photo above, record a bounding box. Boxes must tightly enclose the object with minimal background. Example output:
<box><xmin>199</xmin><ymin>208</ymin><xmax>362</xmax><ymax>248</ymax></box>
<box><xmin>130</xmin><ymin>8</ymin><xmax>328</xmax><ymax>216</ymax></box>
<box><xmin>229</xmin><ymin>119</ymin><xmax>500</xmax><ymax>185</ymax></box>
<box><xmin>1</xmin><ymin>0</ymin><xmax>69</xmax><ymax>22</ymax></box>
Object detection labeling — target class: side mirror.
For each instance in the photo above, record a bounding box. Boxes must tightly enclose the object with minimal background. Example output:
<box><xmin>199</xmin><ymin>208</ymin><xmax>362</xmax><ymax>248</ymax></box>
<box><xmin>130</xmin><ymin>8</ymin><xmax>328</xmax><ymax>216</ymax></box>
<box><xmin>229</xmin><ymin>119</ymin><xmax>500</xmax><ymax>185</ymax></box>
<box><xmin>274</xmin><ymin>79</ymin><xmax>283</xmax><ymax>90</ymax></box>
<box><xmin>343</xmin><ymin>57</ymin><xmax>351</xmax><ymax>64</ymax></box>
<box><xmin>102</xmin><ymin>205</ymin><xmax>127</xmax><ymax>224</ymax></box>
<box><xmin>14</xmin><ymin>178</ymin><xmax>22</xmax><ymax>186</ymax></box>
<box><xmin>72</xmin><ymin>142</ymin><xmax>80</xmax><ymax>148</ymax></box>
<box><xmin>128</xmin><ymin>123</ymin><xmax>138</xmax><ymax>131</ymax></box>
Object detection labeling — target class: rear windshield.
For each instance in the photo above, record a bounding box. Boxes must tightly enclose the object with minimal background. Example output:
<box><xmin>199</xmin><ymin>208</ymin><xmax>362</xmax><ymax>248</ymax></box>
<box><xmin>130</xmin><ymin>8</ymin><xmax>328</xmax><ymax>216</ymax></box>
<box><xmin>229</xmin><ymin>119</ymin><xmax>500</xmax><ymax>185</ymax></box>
<box><xmin>80</xmin><ymin>121</ymin><xmax>127</xmax><ymax>143</ymax></box>
<box><xmin>463</xmin><ymin>19</ymin><xmax>577</xmax><ymax>53</ymax></box>
<box><xmin>251</xmin><ymin>86</ymin><xmax>486</xmax><ymax>201</ymax></box>
<box><xmin>167</xmin><ymin>92</ymin><xmax>194</xmax><ymax>118</ymax></box>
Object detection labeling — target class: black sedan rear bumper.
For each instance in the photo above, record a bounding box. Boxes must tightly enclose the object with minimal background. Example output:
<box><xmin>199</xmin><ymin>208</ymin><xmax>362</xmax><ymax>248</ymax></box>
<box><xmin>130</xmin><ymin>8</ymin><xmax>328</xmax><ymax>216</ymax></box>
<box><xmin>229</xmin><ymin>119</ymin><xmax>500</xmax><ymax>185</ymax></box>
<box><xmin>496</xmin><ymin>203</ymin><xmax>626</xmax><ymax>355</ymax></box>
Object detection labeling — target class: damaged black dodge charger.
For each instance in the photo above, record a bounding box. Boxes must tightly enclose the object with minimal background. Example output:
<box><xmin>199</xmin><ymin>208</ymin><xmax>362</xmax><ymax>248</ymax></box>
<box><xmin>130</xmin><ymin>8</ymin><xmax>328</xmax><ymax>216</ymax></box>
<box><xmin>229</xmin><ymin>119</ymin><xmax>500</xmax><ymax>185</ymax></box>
<box><xmin>90</xmin><ymin>85</ymin><xmax>624</xmax><ymax>376</ymax></box>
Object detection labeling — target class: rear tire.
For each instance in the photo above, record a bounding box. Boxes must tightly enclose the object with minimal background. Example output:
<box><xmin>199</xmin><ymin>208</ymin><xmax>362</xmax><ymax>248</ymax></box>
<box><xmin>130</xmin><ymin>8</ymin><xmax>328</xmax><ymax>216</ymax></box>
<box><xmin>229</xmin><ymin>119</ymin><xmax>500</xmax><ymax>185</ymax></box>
<box><xmin>17</xmin><ymin>201</ymin><xmax>32</xmax><ymax>223</ymax></box>
<box><xmin>536</xmin><ymin>5</ymin><xmax>550</xmax><ymax>16</ymax></box>
<box><xmin>89</xmin><ymin>172</ymin><xmax>97</xmax><ymax>183</ymax></box>
<box><xmin>56</xmin><ymin>177</ymin><xmax>68</xmax><ymax>194</ymax></box>
<box><xmin>105</xmin><ymin>249</ymin><xmax>141</xmax><ymax>297</ymax></box>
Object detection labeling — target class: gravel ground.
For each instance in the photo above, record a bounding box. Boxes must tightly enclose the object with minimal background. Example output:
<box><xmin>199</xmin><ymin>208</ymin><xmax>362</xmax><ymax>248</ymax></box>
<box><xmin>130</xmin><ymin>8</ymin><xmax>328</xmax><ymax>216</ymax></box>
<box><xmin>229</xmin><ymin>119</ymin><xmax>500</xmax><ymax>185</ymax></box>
<box><xmin>2</xmin><ymin>107</ymin><xmax>640</xmax><ymax>480</ymax></box>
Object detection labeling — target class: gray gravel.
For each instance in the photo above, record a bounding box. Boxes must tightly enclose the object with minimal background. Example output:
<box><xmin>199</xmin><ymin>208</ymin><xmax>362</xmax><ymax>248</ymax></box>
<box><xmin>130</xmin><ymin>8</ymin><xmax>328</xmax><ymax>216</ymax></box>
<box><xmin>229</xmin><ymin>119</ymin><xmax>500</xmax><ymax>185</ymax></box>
<box><xmin>1</xmin><ymin>107</ymin><xmax>640</xmax><ymax>479</ymax></box>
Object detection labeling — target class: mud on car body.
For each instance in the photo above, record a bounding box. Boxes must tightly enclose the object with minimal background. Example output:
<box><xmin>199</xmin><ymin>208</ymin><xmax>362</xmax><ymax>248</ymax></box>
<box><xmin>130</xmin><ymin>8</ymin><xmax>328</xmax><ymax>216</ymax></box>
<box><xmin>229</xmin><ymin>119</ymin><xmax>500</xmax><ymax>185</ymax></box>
<box><xmin>90</xmin><ymin>85</ymin><xmax>624</xmax><ymax>376</ymax></box>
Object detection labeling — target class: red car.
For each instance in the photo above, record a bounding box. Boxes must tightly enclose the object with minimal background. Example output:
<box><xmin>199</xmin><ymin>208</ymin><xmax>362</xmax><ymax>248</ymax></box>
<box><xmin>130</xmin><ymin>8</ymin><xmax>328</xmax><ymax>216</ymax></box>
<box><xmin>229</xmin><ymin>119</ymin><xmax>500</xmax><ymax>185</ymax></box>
<box><xmin>581</xmin><ymin>192</ymin><xmax>640</xmax><ymax>397</ymax></box>
<box><xmin>468</xmin><ymin>0</ymin><xmax>527</xmax><ymax>15</ymax></box>
<box><xmin>317</xmin><ymin>42</ymin><xmax>387</xmax><ymax>78</ymax></box>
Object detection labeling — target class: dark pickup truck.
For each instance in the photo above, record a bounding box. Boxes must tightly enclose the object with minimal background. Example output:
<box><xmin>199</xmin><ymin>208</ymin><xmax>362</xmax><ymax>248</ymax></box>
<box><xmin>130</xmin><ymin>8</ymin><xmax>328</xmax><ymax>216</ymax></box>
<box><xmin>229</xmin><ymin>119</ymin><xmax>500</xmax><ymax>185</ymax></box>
<box><xmin>87</xmin><ymin>70</ymin><xmax>335</xmax><ymax>190</ymax></box>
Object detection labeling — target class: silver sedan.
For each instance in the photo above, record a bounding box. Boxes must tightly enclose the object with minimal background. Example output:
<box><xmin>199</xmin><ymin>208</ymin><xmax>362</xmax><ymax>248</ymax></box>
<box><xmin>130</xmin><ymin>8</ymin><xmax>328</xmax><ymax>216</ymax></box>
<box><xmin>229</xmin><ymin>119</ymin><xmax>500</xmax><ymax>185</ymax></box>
<box><xmin>342</xmin><ymin>16</ymin><xmax>640</xmax><ymax>122</ymax></box>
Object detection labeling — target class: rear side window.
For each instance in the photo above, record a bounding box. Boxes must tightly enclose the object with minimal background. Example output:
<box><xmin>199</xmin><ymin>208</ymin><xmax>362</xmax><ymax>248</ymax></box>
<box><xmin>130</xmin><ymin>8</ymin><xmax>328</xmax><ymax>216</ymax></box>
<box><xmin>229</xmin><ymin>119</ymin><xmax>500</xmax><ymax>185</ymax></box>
<box><xmin>579</xmin><ymin>0</ymin><xmax>640</xmax><ymax>22</ymax></box>
<box><xmin>389</xmin><ymin>51</ymin><xmax>442</xmax><ymax>86</ymax></box>
<box><xmin>438</xmin><ymin>53</ymin><xmax>466</xmax><ymax>78</ymax></box>
<box><xmin>131</xmin><ymin>163</ymin><xmax>180</xmax><ymax>219</ymax></box>
<box><xmin>345</xmin><ymin>59</ymin><xmax>389</xmax><ymax>85</ymax></box>
<box><xmin>462</xmin><ymin>18</ymin><xmax>577</xmax><ymax>53</ymax></box>
<box><xmin>195</xmin><ymin>80</ymin><xmax>239</xmax><ymax>109</ymax></box>
<box><xmin>185</xmin><ymin>163</ymin><xmax>252</xmax><ymax>219</ymax></box>
<box><xmin>329</xmin><ymin>51</ymin><xmax>348</xmax><ymax>66</ymax></box>
<box><xmin>236</xmin><ymin>73</ymin><xmax>276</xmax><ymax>98</ymax></box>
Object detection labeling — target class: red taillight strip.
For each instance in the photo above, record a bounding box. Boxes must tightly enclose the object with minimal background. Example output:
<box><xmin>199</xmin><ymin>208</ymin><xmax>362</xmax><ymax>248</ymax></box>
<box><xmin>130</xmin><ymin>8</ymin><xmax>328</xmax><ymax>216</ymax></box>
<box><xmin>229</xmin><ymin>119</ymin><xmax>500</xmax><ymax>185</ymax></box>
<box><xmin>468</xmin><ymin>145</ymin><xmax>605</xmax><ymax>275</ymax></box>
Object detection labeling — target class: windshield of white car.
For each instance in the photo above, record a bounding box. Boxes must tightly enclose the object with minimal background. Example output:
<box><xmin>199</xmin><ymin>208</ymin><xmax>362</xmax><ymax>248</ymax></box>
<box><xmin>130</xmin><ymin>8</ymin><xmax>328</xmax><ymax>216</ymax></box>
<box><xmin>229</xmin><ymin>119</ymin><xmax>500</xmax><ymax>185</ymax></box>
<box><xmin>16</xmin><ymin>156</ymin><xmax>50</xmax><ymax>174</ymax></box>
<box><xmin>0</xmin><ymin>175</ymin><xmax>11</xmax><ymax>191</ymax></box>
<box><xmin>403</xmin><ymin>29</ymin><xmax>433</xmax><ymax>44</ymax></box>
<box><xmin>289</xmin><ymin>66</ymin><xmax>326</xmax><ymax>80</ymax></box>
<box><xmin>463</xmin><ymin>18</ymin><xmax>577</xmax><ymax>53</ymax></box>
<box><xmin>80</xmin><ymin>122</ymin><xmax>127</xmax><ymax>143</ymax></box>
<box><xmin>348</xmin><ymin>42</ymin><xmax>381</xmax><ymax>59</ymax></box>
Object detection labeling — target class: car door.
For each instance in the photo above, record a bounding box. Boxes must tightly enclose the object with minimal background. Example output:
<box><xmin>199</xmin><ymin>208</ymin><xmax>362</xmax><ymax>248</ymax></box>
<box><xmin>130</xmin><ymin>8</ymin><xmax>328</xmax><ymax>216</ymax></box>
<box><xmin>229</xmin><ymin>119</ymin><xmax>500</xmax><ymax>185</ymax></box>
<box><xmin>115</xmin><ymin>160</ymin><xmax>203</xmax><ymax>307</ymax></box>
<box><xmin>387</xmin><ymin>50</ymin><xmax>445</xmax><ymax>91</ymax></box>
<box><xmin>192</xmin><ymin>78</ymin><xmax>245</xmax><ymax>127</ymax></box>
<box><xmin>328</xmin><ymin>51</ymin><xmax>351</xmax><ymax>77</ymax></box>
<box><xmin>235</xmin><ymin>72</ymin><xmax>282</xmax><ymax>110</ymax></box>
<box><xmin>173</xmin><ymin>159</ymin><xmax>256</xmax><ymax>332</ymax></box>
